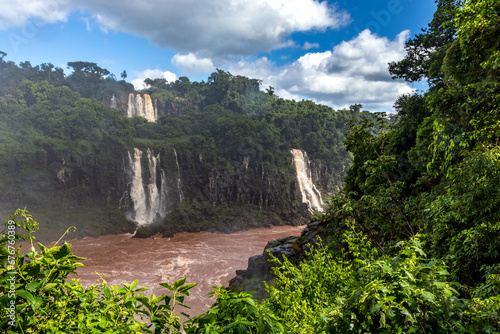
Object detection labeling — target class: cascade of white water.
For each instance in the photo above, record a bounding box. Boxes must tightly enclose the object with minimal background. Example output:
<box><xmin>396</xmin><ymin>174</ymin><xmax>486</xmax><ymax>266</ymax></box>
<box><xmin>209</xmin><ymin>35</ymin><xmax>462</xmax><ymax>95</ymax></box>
<box><xmin>110</xmin><ymin>94</ymin><xmax>117</xmax><ymax>108</ymax></box>
<box><xmin>135</xmin><ymin>93</ymin><xmax>144</xmax><ymax>118</ymax></box>
<box><xmin>129</xmin><ymin>148</ymin><xmax>148</xmax><ymax>224</ymax></box>
<box><xmin>143</xmin><ymin>94</ymin><xmax>156</xmax><ymax>122</ymax></box>
<box><xmin>146</xmin><ymin>149</ymin><xmax>160</xmax><ymax>222</ymax></box>
<box><xmin>290</xmin><ymin>149</ymin><xmax>324</xmax><ymax>212</ymax></box>
<box><xmin>125</xmin><ymin>93</ymin><xmax>157</xmax><ymax>122</ymax></box>
<box><xmin>127</xmin><ymin>93</ymin><xmax>135</xmax><ymax>117</ymax></box>
<box><xmin>127</xmin><ymin>148</ymin><xmax>169</xmax><ymax>225</ymax></box>
<box><xmin>154</xmin><ymin>98</ymin><xmax>158</xmax><ymax>121</ymax></box>
<box><xmin>174</xmin><ymin>149</ymin><xmax>184</xmax><ymax>202</ymax></box>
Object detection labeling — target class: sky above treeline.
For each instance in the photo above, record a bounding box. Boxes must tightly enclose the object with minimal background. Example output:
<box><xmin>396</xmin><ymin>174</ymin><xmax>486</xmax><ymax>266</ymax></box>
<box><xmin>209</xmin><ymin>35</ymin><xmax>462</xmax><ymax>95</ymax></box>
<box><xmin>0</xmin><ymin>0</ymin><xmax>436</xmax><ymax>112</ymax></box>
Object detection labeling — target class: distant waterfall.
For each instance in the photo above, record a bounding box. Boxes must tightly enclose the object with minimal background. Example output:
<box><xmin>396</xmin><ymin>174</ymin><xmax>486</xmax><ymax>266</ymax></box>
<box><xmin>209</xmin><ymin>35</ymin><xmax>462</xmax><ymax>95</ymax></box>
<box><xmin>290</xmin><ymin>149</ymin><xmax>324</xmax><ymax>212</ymax></box>
<box><xmin>174</xmin><ymin>149</ymin><xmax>184</xmax><ymax>202</ymax></box>
<box><xmin>127</xmin><ymin>148</ymin><xmax>169</xmax><ymax>225</ymax></box>
<box><xmin>110</xmin><ymin>94</ymin><xmax>117</xmax><ymax>108</ymax></box>
<box><xmin>126</xmin><ymin>93</ymin><xmax>157</xmax><ymax>122</ymax></box>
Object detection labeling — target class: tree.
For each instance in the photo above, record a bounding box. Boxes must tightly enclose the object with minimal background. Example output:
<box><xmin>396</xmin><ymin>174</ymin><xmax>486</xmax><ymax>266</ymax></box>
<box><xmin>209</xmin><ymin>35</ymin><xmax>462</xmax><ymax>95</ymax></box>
<box><xmin>388</xmin><ymin>0</ymin><xmax>460</xmax><ymax>86</ymax></box>
<box><xmin>66</xmin><ymin>61</ymin><xmax>110</xmax><ymax>98</ymax></box>
<box><xmin>265</xmin><ymin>86</ymin><xmax>275</xmax><ymax>97</ymax></box>
<box><xmin>349</xmin><ymin>104</ymin><xmax>362</xmax><ymax>113</ymax></box>
<box><xmin>121</xmin><ymin>70</ymin><xmax>127</xmax><ymax>80</ymax></box>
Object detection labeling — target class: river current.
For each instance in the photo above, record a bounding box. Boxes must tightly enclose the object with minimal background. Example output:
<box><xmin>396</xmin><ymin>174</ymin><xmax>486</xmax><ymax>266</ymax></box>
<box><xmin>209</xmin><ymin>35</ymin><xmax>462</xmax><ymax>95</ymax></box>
<box><xmin>67</xmin><ymin>225</ymin><xmax>305</xmax><ymax>316</ymax></box>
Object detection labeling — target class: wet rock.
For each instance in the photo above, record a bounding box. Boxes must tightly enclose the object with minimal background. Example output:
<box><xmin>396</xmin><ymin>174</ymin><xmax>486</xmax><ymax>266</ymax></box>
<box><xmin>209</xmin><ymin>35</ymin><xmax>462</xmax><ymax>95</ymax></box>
<box><xmin>134</xmin><ymin>226</ymin><xmax>153</xmax><ymax>238</ymax></box>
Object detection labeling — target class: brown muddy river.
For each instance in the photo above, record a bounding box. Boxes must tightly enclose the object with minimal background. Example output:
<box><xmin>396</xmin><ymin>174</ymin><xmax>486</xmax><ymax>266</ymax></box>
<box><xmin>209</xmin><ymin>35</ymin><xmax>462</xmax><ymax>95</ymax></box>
<box><xmin>67</xmin><ymin>225</ymin><xmax>304</xmax><ymax>316</ymax></box>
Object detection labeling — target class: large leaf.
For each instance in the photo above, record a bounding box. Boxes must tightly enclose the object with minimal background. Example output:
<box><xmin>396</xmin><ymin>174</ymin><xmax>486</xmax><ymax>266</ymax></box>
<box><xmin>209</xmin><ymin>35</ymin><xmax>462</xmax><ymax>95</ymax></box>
<box><xmin>53</xmin><ymin>243</ymin><xmax>71</xmax><ymax>259</ymax></box>
<box><xmin>17</xmin><ymin>289</ymin><xmax>35</xmax><ymax>304</ymax></box>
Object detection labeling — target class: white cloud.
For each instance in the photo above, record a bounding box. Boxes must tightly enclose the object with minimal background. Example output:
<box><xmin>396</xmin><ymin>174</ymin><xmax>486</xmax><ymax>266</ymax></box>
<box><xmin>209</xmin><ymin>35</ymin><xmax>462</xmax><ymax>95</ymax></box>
<box><xmin>131</xmin><ymin>69</ymin><xmax>177</xmax><ymax>90</ymax></box>
<box><xmin>0</xmin><ymin>0</ymin><xmax>350</xmax><ymax>58</ymax></box>
<box><xmin>229</xmin><ymin>30</ymin><xmax>414</xmax><ymax>111</ymax></box>
<box><xmin>172</xmin><ymin>53</ymin><xmax>215</xmax><ymax>76</ymax></box>
<box><xmin>0</xmin><ymin>0</ymin><xmax>73</xmax><ymax>29</ymax></box>
<box><xmin>303</xmin><ymin>41</ymin><xmax>319</xmax><ymax>50</ymax></box>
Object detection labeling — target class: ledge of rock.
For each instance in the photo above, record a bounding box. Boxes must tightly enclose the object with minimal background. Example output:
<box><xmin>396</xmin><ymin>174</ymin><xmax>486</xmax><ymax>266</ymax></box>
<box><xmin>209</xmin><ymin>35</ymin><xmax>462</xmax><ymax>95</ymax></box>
<box><xmin>229</xmin><ymin>220</ymin><xmax>329</xmax><ymax>293</ymax></box>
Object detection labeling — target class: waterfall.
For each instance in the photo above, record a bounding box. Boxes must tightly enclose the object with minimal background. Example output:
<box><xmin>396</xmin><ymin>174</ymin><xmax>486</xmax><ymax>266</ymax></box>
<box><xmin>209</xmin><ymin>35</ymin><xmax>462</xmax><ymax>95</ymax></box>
<box><xmin>110</xmin><ymin>94</ymin><xmax>117</xmax><ymax>108</ymax></box>
<box><xmin>126</xmin><ymin>93</ymin><xmax>157</xmax><ymax>122</ymax></box>
<box><xmin>127</xmin><ymin>93</ymin><xmax>135</xmax><ymax>117</ymax></box>
<box><xmin>146</xmin><ymin>149</ymin><xmax>160</xmax><ymax>222</ymax></box>
<box><xmin>129</xmin><ymin>148</ymin><xmax>148</xmax><ymax>224</ymax></box>
<box><xmin>144</xmin><ymin>94</ymin><xmax>156</xmax><ymax>122</ymax></box>
<box><xmin>174</xmin><ymin>149</ymin><xmax>184</xmax><ymax>202</ymax></box>
<box><xmin>127</xmin><ymin>148</ymin><xmax>169</xmax><ymax>225</ymax></box>
<box><xmin>290</xmin><ymin>149</ymin><xmax>324</xmax><ymax>212</ymax></box>
<box><xmin>159</xmin><ymin>170</ymin><xmax>169</xmax><ymax>217</ymax></box>
<box><xmin>135</xmin><ymin>93</ymin><xmax>144</xmax><ymax>119</ymax></box>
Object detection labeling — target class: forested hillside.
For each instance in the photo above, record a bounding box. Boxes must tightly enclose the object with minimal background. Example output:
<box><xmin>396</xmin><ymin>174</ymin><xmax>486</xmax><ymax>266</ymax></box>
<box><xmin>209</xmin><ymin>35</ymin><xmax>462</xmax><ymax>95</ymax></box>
<box><xmin>0</xmin><ymin>53</ymin><xmax>375</xmax><ymax>241</ymax></box>
<box><xmin>254</xmin><ymin>0</ymin><xmax>500</xmax><ymax>332</ymax></box>
<box><xmin>2</xmin><ymin>0</ymin><xmax>499</xmax><ymax>332</ymax></box>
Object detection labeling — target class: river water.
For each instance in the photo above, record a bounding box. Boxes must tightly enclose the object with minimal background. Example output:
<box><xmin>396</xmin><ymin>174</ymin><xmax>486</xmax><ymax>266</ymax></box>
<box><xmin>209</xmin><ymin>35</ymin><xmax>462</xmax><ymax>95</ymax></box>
<box><xmin>67</xmin><ymin>225</ymin><xmax>304</xmax><ymax>317</ymax></box>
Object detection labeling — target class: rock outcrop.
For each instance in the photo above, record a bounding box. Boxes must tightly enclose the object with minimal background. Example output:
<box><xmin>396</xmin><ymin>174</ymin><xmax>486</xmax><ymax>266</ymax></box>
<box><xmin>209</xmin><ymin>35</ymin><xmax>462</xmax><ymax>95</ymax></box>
<box><xmin>229</xmin><ymin>220</ymin><xmax>331</xmax><ymax>294</ymax></box>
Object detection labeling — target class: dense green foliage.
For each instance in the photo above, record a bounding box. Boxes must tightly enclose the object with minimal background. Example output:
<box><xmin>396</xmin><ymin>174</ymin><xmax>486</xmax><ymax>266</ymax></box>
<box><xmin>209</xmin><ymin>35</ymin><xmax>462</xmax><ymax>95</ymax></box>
<box><xmin>261</xmin><ymin>0</ymin><xmax>500</xmax><ymax>331</ymax></box>
<box><xmin>2</xmin><ymin>0</ymin><xmax>500</xmax><ymax>332</ymax></box>
<box><xmin>266</xmin><ymin>231</ymin><xmax>500</xmax><ymax>333</ymax></box>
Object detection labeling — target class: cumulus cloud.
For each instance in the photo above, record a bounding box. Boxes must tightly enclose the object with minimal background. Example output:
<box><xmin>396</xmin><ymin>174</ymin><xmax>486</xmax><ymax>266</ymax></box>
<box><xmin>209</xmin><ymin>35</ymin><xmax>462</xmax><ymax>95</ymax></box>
<box><xmin>0</xmin><ymin>0</ymin><xmax>350</xmax><ymax>58</ymax></box>
<box><xmin>131</xmin><ymin>69</ymin><xmax>177</xmax><ymax>90</ymax></box>
<box><xmin>229</xmin><ymin>30</ymin><xmax>414</xmax><ymax>111</ymax></box>
<box><xmin>172</xmin><ymin>53</ymin><xmax>215</xmax><ymax>76</ymax></box>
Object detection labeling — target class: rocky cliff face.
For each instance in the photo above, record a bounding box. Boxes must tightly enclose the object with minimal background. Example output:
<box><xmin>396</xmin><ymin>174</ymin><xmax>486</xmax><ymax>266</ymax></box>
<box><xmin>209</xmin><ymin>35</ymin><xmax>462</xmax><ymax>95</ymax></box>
<box><xmin>110</xmin><ymin>93</ymin><xmax>192</xmax><ymax>120</ymax></box>
<box><xmin>125</xmin><ymin>145</ymin><xmax>317</xmax><ymax>237</ymax></box>
<box><xmin>0</xmin><ymin>144</ymin><xmax>136</xmax><ymax>241</ymax></box>
<box><xmin>0</xmin><ymin>135</ymin><xmax>336</xmax><ymax>240</ymax></box>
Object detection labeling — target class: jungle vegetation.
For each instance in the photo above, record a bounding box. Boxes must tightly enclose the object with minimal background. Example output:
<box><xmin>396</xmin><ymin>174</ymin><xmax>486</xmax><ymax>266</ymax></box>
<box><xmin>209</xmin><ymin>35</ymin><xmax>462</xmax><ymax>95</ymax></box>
<box><xmin>1</xmin><ymin>0</ymin><xmax>500</xmax><ymax>332</ymax></box>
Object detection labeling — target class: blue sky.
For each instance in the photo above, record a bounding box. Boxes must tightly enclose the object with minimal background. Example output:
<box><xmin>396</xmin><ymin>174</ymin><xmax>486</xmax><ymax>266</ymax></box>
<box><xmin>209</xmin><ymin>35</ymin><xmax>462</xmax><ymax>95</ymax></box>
<box><xmin>0</xmin><ymin>0</ymin><xmax>436</xmax><ymax>111</ymax></box>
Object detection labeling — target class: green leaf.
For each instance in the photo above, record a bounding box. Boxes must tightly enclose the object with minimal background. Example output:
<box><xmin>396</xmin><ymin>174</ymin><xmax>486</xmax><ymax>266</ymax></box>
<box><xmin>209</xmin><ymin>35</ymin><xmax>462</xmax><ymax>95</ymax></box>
<box><xmin>37</xmin><ymin>242</ymin><xmax>48</xmax><ymax>254</ymax></box>
<box><xmin>130</xmin><ymin>279</ymin><xmax>138</xmax><ymax>290</ymax></box>
<box><xmin>159</xmin><ymin>283</ymin><xmax>174</xmax><ymax>291</ymax></box>
<box><xmin>32</xmin><ymin>296</ymin><xmax>42</xmax><ymax>311</ymax></box>
<box><xmin>379</xmin><ymin>311</ymin><xmax>386</xmax><ymax>328</ymax></box>
<box><xmin>178</xmin><ymin>283</ymin><xmax>197</xmax><ymax>295</ymax></box>
<box><xmin>238</xmin><ymin>323</ymin><xmax>247</xmax><ymax>334</ymax></box>
<box><xmin>400</xmin><ymin>307</ymin><xmax>416</xmax><ymax>323</ymax></box>
<box><xmin>25</xmin><ymin>281</ymin><xmax>41</xmax><ymax>292</ymax></box>
<box><xmin>103</xmin><ymin>286</ymin><xmax>111</xmax><ymax>299</ymax></box>
<box><xmin>0</xmin><ymin>246</ymin><xmax>9</xmax><ymax>257</ymax></box>
<box><xmin>54</xmin><ymin>243</ymin><xmax>71</xmax><ymax>259</ymax></box>
<box><xmin>173</xmin><ymin>278</ymin><xmax>187</xmax><ymax>289</ymax></box>
<box><xmin>17</xmin><ymin>289</ymin><xmax>35</xmax><ymax>304</ymax></box>
<box><xmin>371</xmin><ymin>302</ymin><xmax>384</xmax><ymax>314</ymax></box>
<box><xmin>421</xmin><ymin>291</ymin><xmax>435</xmax><ymax>303</ymax></box>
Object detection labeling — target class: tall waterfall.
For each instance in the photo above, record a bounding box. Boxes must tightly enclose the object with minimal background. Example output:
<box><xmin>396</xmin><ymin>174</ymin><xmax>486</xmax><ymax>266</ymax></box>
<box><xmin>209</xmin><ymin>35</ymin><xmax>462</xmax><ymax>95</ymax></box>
<box><xmin>174</xmin><ymin>149</ymin><xmax>184</xmax><ymax>202</ymax></box>
<box><xmin>290</xmin><ymin>149</ymin><xmax>324</xmax><ymax>212</ymax></box>
<box><xmin>126</xmin><ymin>93</ymin><xmax>157</xmax><ymax>122</ymax></box>
<box><xmin>127</xmin><ymin>148</ymin><xmax>169</xmax><ymax>225</ymax></box>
